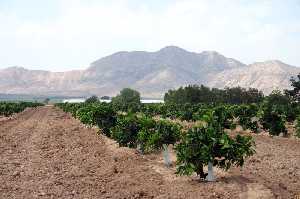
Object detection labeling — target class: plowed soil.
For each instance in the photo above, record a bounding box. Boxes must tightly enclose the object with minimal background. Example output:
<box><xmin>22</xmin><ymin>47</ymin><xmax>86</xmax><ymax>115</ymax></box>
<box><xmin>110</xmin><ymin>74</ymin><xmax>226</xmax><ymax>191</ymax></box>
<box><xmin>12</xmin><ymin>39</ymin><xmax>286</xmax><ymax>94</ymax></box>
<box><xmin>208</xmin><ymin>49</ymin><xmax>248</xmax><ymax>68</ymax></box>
<box><xmin>0</xmin><ymin>106</ymin><xmax>299</xmax><ymax>199</ymax></box>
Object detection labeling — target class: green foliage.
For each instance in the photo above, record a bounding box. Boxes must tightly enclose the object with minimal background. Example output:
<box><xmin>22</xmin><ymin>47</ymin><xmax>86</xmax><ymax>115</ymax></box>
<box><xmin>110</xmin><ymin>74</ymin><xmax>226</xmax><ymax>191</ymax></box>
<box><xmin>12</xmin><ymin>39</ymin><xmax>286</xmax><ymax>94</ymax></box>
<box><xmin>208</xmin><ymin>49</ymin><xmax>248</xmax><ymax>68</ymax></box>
<box><xmin>231</xmin><ymin>104</ymin><xmax>259</xmax><ymax>132</ymax></box>
<box><xmin>296</xmin><ymin>115</ymin><xmax>300</xmax><ymax>138</ymax></box>
<box><xmin>110</xmin><ymin>113</ymin><xmax>181</xmax><ymax>150</ymax></box>
<box><xmin>224</xmin><ymin>87</ymin><xmax>264</xmax><ymax>104</ymax></box>
<box><xmin>140</xmin><ymin>103</ymin><xmax>216</xmax><ymax>122</ymax></box>
<box><xmin>93</xmin><ymin>105</ymin><xmax>116</xmax><ymax>136</ymax></box>
<box><xmin>0</xmin><ymin>102</ymin><xmax>44</xmax><ymax>117</ymax></box>
<box><xmin>269</xmin><ymin>113</ymin><xmax>286</xmax><ymax>136</ymax></box>
<box><xmin>110</xmin><ymin>113</ymin><xmax>140</xmax><ymax>148</ymax></box>
<box><xmin>155</xmin><ymin>120</ymin><xmax>181</xmax><ymax>146</ymax></box>
<box><xmin>285</xmin><ymin>73</ymin><xmax>300</xmax><ymax>102</ymax></box>
<box><xmin>56</xmin><ymin>79</ymin><xmax>300</xmax><ymax>181</ymax></box>
<box><xmin>100</xmin><ymin>96</ymin><xmax>110</xmax><ymax>100</ymax></box>
<box><xmin>212</xmin><ymin>105</ymin><xmax>235</xmax><ymax>129</ymax></box>
<box><xmin>164</xmin><ymin>84</ymin><xmax>263</xmax><ymax>105</ymax></box>
<box><xmin>138</xmin><ymin>119</ymin><xmax>181</xmax><ymax>152</ymax></box>
<box><xmin>56</xmin><ymin>99</ymin><xmax>260</xmax><ymax>180</ymax></box>
<box><xmin>264</xmin><ymin>90</ymin><xmax>296</xmax><ymax>121</ymax></box>
<box><xmin>76</xmin><ymin>105</ymin><xmax>95</xmax><ymax>126</ymax></box>
<box><xmin>57</xmin><ymin>102</ymin><xmax>116</xmax><ymax>135</ymax></box>
<box><xmin>136</xmin><ymin>115</ymin><xmax>156</xmax><ymax>152</ymax></box>
<box><xmin>260</xmin><ymin>91</ymin><xmax>288</xmax><ymax>136</ymax></box>
<box><xmin>85</xmin><ymin>95</ymin><xmax>99</xmax><ymax>103</ymax></box>
<box><xmin>56</xmin><ymin>102</ymin><xmax>85</xmax><ymax>117</ymax></box>
<box><xmin>111</xmin><ymin>88</ymin><xmax>141</xmax><ymax>112</ymax></box>
<box><xmin>175</xmin><ymin>112</ymin><xmax>255</xmax><ymax>179</ymax></box>
<box><xmin>137</xmin><ymin>129</ymin><xmax>156</xmax><ymax>153</ymax></box>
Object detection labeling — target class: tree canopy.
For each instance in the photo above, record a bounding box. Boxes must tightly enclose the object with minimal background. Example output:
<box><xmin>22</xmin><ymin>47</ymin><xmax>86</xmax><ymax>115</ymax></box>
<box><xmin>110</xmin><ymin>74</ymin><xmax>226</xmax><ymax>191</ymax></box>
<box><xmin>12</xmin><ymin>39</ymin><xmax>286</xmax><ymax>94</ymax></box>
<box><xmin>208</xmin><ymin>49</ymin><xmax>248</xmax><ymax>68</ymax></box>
<box><xmin>164</xmin><ymin>85</ymin><xmax>264</xmax><ymax>104</ymax></box>
<box><xmin>285</xmin><ymin>74</ymin><xmax>300</xmax><ymax>102</ymax></box>
<box><xmin>85</xmin><ymin>95</ymin><xmax>99</xmax><ymax>103</ymax></box>
<box><xmin>111</xmin><ymin>88</ymin><xmax>141</xmax><ymax>112</ymax></box>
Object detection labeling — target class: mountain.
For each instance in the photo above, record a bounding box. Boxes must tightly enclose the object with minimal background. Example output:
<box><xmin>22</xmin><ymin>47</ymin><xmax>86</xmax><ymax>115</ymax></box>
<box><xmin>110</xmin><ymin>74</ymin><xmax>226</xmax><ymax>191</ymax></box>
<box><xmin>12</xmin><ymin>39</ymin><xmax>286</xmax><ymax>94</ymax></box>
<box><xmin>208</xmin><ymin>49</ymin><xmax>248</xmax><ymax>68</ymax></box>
<box><xmin>0</xmin><ymin>66</ymin><xmax>86</xmax><ymax>96</ymax></box>
<box><xmin>0</xmin><ymin>46</ymin><xmax>299</xmax><ymax>98</ymax></box>
<box><xmin>207</xmin><ymin>60</ymin><xmax>300</xmax><ymax>94</ymax></box>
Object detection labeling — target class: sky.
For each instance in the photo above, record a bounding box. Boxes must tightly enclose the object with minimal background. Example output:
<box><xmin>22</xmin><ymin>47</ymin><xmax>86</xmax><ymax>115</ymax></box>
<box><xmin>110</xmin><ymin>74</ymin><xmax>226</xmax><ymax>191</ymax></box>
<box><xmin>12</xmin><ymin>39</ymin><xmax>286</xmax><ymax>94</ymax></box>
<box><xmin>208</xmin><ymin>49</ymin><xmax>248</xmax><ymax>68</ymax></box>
<box><xmin>0</xmin><ymin>0</ymin><xmax>299</xmax><ymax>71</ymax></box>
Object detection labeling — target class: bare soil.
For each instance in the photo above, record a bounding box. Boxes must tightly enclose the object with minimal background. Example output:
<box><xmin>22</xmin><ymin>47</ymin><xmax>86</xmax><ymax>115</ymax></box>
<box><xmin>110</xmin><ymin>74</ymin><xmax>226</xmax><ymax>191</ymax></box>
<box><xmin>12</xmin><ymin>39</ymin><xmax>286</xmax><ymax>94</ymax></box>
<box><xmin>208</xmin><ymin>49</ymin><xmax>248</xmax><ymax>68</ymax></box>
<box><xmin>0</xmin><ymin>106</ymin><xmax>299</xmax><ymax>199</ymax></box>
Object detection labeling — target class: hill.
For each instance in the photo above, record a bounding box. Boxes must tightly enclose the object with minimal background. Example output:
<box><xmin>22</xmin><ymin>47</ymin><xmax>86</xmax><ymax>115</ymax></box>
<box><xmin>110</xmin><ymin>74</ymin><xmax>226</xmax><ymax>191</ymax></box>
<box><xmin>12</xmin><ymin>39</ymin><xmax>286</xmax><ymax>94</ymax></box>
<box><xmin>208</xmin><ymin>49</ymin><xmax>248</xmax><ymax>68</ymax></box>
<box><xmin>0</xmin><ymin>46</ymin><xmax>299</xmax><ymax>97</ymax></box>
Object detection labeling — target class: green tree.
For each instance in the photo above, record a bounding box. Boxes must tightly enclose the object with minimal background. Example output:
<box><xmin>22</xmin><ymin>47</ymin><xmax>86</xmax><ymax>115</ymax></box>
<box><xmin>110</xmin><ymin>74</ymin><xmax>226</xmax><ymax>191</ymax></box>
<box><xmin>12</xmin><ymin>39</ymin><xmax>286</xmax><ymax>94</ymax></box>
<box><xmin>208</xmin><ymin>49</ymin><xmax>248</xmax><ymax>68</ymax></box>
<box><xmin>100</xmin><ymin>96</ymin><xmax>110</xmax><ymax>100</ymax></box>
<box><xmin>85</xmin><ymin>95</ymin><xmax>99</xmax><ymax>103</ymax></box>
<box><xmin>110</xmin><ymin>113</ymin><xmax>140</xmax><ymax>148</ymax></box>
<box><xmin>260</xmin><ymin>90</ymin><xmax>289</xmax><ymax>135</ymax></box>
<box><xmin>285</xmin><ymin>74</ymin><xmax>300</xmax><ymax>102</ymax></box>
<box><xmin>164</xmin><ymin>85</ymin><xmax>263</xmax><ymax>104</ymax></box>
<box><xmin>111</xmin><ymin>88</ymin><xmax>141</xmax><ymax>112</ymax></box>
<box><xmin>295</xmin><ymin>115</ymin><xmax>300</xmax><ymax>138</ymax></box>
<box><xmin>138</xmin><ymin>119</ymin><xmax>181</xmax><ymax>166</ymax></box>
<box><xmin>231</xmin><ymin>104</ymin><xmax>259</xmax><ymax>132</ymax></box>
<box><xmin>175</xmin><ymin>112</ymin><xmax>255</xmax><ymax>180</ymax></box>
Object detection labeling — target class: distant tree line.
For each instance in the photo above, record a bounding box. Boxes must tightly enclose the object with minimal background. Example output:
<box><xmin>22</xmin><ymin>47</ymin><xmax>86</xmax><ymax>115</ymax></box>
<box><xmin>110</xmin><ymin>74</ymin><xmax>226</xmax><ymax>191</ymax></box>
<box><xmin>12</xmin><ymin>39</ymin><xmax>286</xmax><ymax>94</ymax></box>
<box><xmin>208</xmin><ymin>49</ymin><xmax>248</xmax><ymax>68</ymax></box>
<box><xmin>85</xmin><ymin>73</ymin><xmax>300</xmax><ymax>107</ymax></box>
<box><xmin>285</xmin><ymin>74</ymin><xmax>300</xmax><ymax>102</ymax></box>
<box><xmin>164</xmin><ymin>85</ymin><xmax>264</xmax><ymax>104</ymax></box>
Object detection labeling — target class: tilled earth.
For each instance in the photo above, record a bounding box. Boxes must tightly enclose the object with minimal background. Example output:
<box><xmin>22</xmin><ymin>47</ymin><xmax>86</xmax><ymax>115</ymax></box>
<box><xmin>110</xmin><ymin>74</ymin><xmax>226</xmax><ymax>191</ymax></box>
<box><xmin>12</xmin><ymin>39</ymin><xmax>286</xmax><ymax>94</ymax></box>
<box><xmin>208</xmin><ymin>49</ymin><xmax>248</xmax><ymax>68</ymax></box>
<box><xmin>0</xmin><ymin>106</ymin><xmax>299</xmax><ymax>199</ymax></box>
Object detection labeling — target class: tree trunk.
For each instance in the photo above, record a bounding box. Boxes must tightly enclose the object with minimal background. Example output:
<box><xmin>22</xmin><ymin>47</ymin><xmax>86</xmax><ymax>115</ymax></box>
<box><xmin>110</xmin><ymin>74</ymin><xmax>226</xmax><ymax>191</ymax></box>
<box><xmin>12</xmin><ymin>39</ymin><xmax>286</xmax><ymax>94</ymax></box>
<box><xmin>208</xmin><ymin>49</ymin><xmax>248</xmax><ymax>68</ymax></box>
<box><xmin>206</xmin><ymin>161</ymin><xmax>215</xmax><ymax>182</ymax></box>
<box><xmin>197</xmin><ymin>164</ymin><xmax>207</xmax><ymax>179</ymax></box>
<box><xmin>137</xmin><ymin>143</ymin><xmax>144</xmax><ymax>154</ymax></box>
<box><xmin>163</xmin><ymin>144</ymin><xmax>171</xmax><ymax>167</ymax></box>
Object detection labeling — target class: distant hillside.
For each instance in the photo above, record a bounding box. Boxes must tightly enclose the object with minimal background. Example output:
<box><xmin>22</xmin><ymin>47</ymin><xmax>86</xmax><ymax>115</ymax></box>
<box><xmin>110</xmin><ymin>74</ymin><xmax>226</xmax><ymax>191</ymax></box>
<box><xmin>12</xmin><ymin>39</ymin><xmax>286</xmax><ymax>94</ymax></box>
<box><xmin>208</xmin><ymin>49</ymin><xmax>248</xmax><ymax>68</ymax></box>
<box><xmin>207</xmin><ymin>60</ymin><xmax>300</xmax><ymax>94</ymax></box>
<box><xmin>0</xmin><ymin>46</ymin><xmax>299</xmax><ymax>98</ymax></box>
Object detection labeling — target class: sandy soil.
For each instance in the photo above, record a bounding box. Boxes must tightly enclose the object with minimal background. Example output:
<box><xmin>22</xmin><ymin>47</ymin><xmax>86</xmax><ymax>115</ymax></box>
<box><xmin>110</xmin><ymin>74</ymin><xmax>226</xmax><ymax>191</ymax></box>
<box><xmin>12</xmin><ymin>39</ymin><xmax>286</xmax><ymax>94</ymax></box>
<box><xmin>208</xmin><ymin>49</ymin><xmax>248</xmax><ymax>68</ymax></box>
<box><xmin>0</xmin><ymin>106</ymin><xmax>299</xmax><ymax>199</ymax></box>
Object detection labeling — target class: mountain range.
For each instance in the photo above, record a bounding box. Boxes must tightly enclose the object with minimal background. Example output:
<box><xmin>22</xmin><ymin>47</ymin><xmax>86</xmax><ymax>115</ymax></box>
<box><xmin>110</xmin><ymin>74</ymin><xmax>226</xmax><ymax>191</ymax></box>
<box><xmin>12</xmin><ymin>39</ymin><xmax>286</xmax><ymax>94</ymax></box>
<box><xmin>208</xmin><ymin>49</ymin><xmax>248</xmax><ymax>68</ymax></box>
<box><xmin>0</xmin><ymin>46</ymin><xmax>299</xmax><ymax>98</ymax></box>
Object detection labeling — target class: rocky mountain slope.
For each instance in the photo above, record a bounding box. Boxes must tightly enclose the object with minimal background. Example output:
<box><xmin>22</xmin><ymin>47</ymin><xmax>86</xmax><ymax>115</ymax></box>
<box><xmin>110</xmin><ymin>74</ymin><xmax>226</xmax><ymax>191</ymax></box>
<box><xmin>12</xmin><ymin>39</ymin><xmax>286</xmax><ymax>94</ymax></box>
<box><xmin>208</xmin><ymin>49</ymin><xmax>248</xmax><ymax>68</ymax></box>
<box><xmin>0</xmin><ymin>46</ymin><xmax>299</xmax><ymax>98</ymax></box>
<box><xmin>207</xmin><ymin>60</ymin><xmax>300</xmax><ymax>94</ymax></box>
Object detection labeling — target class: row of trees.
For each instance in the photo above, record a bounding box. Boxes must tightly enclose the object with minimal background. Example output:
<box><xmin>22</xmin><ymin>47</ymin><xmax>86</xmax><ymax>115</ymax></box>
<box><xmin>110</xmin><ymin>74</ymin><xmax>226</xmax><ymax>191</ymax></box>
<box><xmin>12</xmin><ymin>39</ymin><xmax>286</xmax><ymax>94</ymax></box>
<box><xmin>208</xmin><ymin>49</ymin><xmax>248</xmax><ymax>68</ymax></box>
<box><xmin>164</xmin><ymin>85</ymin><xmax>264</xmax><ymax>104</ymax></box>
<box><xmin>86</xmin><ymin>85</ymin><xmax>264</xmax><ymax>107</ymax></box>
<box><xmin>85</xmin><ymin>73</ymin><xmax>300</xmax><ymax>106</ymax></box>
<box><xmin>56</xmin><ymin>101</ymin><xmax>255</xmax><ymax>181</ymax></box>
<box><xmin>0</xmin><ymin>102</ymin><xmax>44</xmax><ymax>117</ymax></box>
<box><xmin>85</xmin><ymin>88</ymin><xmax>141</xmax><ymax>112</ymax></box>
<box><xmin>64</xmin><ymin>74</ymin><xmax>300</xmax><ymax>181</ymax></box>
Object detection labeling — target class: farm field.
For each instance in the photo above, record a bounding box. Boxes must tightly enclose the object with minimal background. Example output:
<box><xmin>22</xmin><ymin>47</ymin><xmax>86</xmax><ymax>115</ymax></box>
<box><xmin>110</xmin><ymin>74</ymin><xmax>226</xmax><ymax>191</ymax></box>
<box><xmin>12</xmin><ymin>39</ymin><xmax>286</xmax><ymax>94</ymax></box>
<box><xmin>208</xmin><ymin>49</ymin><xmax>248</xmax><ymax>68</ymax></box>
<box><xmin>0</xmin><ymin>106</ymin><xmax>299</xmax><ymax>199</ymax></box>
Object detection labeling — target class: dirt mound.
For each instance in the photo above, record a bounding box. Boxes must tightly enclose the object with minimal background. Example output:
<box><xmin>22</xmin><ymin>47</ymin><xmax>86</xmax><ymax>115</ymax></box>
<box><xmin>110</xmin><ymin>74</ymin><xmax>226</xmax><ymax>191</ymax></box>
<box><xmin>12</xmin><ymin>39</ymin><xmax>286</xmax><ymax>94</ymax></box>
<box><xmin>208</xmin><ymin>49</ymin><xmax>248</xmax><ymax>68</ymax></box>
<box><xmin>1</xmin><ymin>106</ymin><xmax>299</xmax><ymax>198</ymax></box>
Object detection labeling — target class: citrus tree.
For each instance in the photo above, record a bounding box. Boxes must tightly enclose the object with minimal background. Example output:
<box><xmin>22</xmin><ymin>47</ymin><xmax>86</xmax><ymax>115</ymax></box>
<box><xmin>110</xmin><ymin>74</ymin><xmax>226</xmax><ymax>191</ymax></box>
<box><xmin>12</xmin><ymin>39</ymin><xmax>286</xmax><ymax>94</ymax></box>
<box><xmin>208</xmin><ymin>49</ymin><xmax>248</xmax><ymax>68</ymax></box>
<box><xmin>136</xmin><ymin>115</ymin><xmax>157</xmax><ymax>153</ymax></box>
<box><xmin>110</xmin><ymin>113</ymin><xmax>140</xmax><ymax>148</ymax></box>
<box><xmin>111</xmin><ymin>88</ymin><xmax>141</xmax><ymax>112</ymax></box>
<box><xmin>85</xmin><ymin>95</ymin><xmax>99</xmax><ymax>103</ymax></box>
<box><xmin>232</xmin><ymin>104</ymin><xmax>259</xmax><ymax>132</ymax></box>
<box><xmin>175</xmin><ymin>112</ymin><xmax>255</xmax><ymax>180</ymax></box>
<box><xmin>93</xmin><ymin>104</ymin><xmax>117</xmax><ymax>136</ymax></box>
<box><xmin>0</xmin><ymin>102</ymin><xmax>43</xmax><ymax>117</ymax></box>
<box><xmin>138</xmin><ymin>119</ymin><xmax>181</xmax><ymax>166</ymax></box>
<box><xmin>296</xmin><ymin>115</ymin><xmax>300</xmax><ymax>138</ymax></box>
<box><xmin>260</xmin><ymin>91</ymin><xmax>288</xmax><ymax>136</ymax></box>
<box><xmin>76</xmin><ymin>105</ymin><xmax>95</xmax><ymax>126</ymax></box>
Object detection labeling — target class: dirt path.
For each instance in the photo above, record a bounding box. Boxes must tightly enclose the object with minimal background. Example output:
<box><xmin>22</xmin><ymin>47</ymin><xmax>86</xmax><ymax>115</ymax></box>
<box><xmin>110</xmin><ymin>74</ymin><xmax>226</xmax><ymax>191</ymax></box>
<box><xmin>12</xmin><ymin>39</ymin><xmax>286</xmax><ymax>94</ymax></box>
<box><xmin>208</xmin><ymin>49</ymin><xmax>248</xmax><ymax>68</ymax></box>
<box><xmin>0</xmin><ymin>106</ymin><xmax>299</xmax><ymax>198</ymax></box>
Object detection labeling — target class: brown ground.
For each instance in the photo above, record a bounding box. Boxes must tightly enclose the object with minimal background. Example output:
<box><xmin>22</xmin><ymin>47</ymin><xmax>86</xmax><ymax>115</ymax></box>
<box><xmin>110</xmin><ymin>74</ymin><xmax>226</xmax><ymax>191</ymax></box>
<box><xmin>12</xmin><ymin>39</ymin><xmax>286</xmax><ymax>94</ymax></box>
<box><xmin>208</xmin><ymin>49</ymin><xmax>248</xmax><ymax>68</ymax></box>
<box><xmin>0</xmin><ymin>106</ymin><xmax>299</xmax><ymax>199</ymax></box>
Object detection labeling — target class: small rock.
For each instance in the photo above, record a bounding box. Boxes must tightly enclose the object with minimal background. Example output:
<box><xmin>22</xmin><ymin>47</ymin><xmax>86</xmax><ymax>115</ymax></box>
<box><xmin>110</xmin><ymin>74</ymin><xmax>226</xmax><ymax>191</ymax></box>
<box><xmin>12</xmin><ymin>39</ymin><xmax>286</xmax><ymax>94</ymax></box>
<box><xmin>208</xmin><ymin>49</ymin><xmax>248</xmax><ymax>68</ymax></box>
<box><xmin>38</xmin><ymin>191</ymin><xmax>46</xmax><ymax>196</ymax></box>
<box><xmin>100</xmin><ymin>190</ymin><xmax>106</xmax><ymax>193</ymax></box>
<box><xmin>12</xmin><ymin>171</ymin><xmax>20</xmax><ymax>177</ymax></box>
<box><xmin>278</xmin><ymin>183</ymin><xmax>287</xmax><ymax>190</ymax></box>
<box><xmin>73</xmin><ymin>127</ymin><xmax>80</xmax><ymax>131</ymax></box>
<box><xmin>113</xmin><ymin>166</ymin><xmax>118</xmax><ymax>173</ymax></box>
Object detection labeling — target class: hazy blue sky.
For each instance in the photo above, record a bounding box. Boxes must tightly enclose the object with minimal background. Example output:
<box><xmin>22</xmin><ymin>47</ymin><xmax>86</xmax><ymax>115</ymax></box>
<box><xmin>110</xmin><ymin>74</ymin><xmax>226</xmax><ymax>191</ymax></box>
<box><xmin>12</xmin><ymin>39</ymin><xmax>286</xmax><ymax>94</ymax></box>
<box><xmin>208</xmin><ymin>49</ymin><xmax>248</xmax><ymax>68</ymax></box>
<box><xmin>0</xmin><ymin>0</ymin><xmax>299</xmax><ymax>71</ymax></box>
